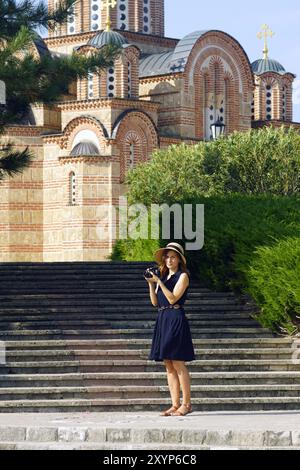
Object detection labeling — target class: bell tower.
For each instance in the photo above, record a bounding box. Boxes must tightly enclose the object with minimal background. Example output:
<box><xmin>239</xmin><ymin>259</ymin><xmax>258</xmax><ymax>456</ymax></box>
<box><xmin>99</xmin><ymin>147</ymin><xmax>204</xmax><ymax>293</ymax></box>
<box><xmin>48</xmin><ymin>0</ymin><xmax>165</xmax><ymax>37</ymax></box>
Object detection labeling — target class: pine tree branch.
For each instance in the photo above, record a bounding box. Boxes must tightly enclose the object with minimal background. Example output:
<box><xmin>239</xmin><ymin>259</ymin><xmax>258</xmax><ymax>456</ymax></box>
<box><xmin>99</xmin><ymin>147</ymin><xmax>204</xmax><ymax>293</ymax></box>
<box><xmin>0</xmin><ymin>143</ymin><xmax>33</xmax><ymax>180</ymax></box>
<box><xmin>0</xmin><ymin>44</ymin><xmax>120</xmax><ymax>126</ymax></box>
<box><xmin>0</xmin><ymin>0</ymin><xmax>77</xmax><ymax>38</ymax></box>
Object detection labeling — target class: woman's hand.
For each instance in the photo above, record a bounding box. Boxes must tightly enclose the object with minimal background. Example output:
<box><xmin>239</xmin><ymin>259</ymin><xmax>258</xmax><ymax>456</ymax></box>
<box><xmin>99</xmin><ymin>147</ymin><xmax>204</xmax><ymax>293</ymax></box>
<box><xmin>151</xmin><ymin>273</ymin><xmax>161</xmax><ymax>284</ymax></box>
<box><xmin>144</xmin><ymin>275</ymin><xmax>155</xmax><ymax>284</ymax></box>
<box><xmin>144</xmin><ymin>273</ymin><xmax>160</xmax><ymax>284</ymax></box>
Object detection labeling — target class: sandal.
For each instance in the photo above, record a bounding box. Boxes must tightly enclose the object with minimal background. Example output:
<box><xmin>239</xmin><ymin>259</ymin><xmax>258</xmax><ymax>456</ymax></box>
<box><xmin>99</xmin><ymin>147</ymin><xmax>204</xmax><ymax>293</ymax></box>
<box><xmin>160</xmin><ymin>404</ymin><xmax>180</xmax><ymax>417</ymax></box>
<box><xmin>171</xmin><ymin>403</ymin><xmax>193</xmax><ymax>416</ymax></box>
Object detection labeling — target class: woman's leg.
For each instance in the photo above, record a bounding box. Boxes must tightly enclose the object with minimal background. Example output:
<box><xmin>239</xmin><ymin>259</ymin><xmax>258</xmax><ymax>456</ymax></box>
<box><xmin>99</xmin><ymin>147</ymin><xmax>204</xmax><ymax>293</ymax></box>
<box><xmin>163</xmin><ymin>360</ymin><xmax>181</xmax><ymax>407</ymax></box>
<box><xmin>171</xmin><ymin>360</ymin><xmax>191</xmax><ymax>408</ymax></box>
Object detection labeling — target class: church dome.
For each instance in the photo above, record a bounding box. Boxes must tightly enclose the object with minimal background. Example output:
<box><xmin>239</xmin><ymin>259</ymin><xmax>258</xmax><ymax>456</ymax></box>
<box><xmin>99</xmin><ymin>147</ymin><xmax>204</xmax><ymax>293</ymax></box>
<box><xmin>88</xmin><ymin>30</ymin><xmax>128</xmax><ymax>48</ymax></box>
<box><xmin>251</xmin><ymin>58</ymin><xmax>286</xmax><ymax>75</ymax></box>
<box><xmin>70</xmin><ymin>141</ymin><xmax>100</xmax><ymax>156</ymax></box>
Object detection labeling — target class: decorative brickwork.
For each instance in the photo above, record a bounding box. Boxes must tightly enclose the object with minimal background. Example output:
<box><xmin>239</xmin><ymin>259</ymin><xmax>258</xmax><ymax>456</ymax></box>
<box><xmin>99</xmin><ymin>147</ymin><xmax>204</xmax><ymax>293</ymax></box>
<box><xmin>114</xmin><ymin>110</ymin><xmax>158</xmax><ymax>182</ymax></box>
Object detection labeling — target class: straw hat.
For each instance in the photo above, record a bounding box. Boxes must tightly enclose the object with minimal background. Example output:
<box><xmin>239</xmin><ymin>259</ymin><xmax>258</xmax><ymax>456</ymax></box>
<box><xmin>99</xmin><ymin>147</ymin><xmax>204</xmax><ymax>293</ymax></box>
<box><xmin>154</xmin><ymin>242</ymin><xmax>187</xmax><ymax>267</ymax></box>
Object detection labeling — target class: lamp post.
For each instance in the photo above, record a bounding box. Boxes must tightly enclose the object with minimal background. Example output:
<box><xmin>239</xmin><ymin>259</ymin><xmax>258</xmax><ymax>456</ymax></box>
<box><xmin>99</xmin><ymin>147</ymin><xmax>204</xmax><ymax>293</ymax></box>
<box><xmin>0</xmin><ymin>80</ymin><xmax>6</xmax><ymax>113</ymax></box>
<box><xmin>210</xmin><ymin>116</ymin><xmax>226</xmax><ymax>140</ymax></box>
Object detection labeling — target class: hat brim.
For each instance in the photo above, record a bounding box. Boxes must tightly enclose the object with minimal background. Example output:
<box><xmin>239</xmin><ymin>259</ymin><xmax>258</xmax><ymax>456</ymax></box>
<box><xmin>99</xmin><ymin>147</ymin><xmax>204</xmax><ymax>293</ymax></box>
<box><xmin>154</xmin><ymin>247</ymin><xmax>186</xmax><ymax>266</ymax></box>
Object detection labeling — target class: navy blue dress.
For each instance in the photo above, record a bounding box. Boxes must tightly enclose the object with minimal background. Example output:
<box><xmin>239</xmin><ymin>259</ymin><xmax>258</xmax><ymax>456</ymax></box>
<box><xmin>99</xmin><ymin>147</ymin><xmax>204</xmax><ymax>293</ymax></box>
<box><xmin>148</xmin><ymin>270</ymin><xmax>196</xmax><ymax>362</ymax></box>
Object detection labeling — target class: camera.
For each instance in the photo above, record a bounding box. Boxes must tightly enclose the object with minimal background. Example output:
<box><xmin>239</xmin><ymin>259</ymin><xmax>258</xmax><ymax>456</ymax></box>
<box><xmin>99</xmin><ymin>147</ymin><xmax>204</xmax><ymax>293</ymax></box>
<box><xmin>143</xmin><ymin>266</ymin><xmax>160</xmax><ymax>279</ymax></box>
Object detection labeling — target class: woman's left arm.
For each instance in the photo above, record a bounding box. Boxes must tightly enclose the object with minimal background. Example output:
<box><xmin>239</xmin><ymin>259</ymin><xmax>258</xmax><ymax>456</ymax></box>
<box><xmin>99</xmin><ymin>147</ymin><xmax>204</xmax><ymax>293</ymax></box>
<box><xmin>152</xmin><ymin>273</ymin><xmax>189</xmax><ymax>305</ymax></box>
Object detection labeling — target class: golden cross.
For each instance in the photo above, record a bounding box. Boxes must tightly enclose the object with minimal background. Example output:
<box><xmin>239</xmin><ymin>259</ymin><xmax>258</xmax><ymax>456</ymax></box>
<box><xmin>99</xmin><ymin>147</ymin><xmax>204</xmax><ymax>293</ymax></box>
<box><xmin>101</xmin><ymin>0</ymin><xmax>117</xmax><ymax>32</ymax></box>
<box><xmin>257</xmin><ymin>24</ymin><xmax>275</xmax><ymax>60</ymax></box>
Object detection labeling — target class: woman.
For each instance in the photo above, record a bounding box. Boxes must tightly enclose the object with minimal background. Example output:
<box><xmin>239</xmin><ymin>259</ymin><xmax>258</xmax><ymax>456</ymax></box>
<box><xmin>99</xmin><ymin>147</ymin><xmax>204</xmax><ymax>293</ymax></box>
<box><xmin>144</xmin><ymin>242</ymin><xmax>195</xmax><ymax>416</ymax></box>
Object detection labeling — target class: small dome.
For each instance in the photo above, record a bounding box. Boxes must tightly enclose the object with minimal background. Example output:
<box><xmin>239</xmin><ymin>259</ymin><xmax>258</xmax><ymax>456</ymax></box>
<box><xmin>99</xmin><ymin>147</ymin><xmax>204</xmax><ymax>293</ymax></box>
<box><xmin>70</xmin><ymin>141</ymin><xmax>100</xmax><ymax>156</ymax></box>
<box><xmin>251</xmin><ymin>58</ymin><xmax>286</xmax><ymax>75</ymax></box>
<box><xmin>88</xmin><ymin>30</ymin><xmax>128</xmax><ymax>48</ymax></box>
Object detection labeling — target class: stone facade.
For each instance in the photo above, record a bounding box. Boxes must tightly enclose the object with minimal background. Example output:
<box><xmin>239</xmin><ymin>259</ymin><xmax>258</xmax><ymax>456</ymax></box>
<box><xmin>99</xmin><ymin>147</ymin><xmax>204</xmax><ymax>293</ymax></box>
<box><xmin>0</xmin><ymin>0</ymin><xmax>298</xmax><ymax>261</ymax></box>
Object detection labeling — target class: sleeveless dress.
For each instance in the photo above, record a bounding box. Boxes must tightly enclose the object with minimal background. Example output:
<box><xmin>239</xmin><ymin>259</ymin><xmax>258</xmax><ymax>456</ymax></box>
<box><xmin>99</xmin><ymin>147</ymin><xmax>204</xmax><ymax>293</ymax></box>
<box><xmin>148</xmin><ymin>270</ymin><xmax>196</xmax><ymax>362</ymax></box>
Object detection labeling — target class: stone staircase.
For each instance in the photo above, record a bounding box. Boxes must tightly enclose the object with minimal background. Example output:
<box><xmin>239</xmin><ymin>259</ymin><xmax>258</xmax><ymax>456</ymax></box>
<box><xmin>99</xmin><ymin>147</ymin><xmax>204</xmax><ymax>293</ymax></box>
<box><xmin>0</xmin><ymin>261</ymin><xmax>299</xmax><ymax>413</ymax></box>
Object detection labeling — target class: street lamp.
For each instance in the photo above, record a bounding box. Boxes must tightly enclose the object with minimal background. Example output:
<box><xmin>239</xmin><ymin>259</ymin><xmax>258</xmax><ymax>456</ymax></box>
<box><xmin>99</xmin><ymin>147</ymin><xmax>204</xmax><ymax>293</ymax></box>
<box><xmin>210</xmin><ymin>116</ymin><xmax>225</xmax><ymax>140</ymax></box>
<box><xmin>0</xmin><ymin>80</ymin><xmax>6</xmax><ymax>113</ymax></box>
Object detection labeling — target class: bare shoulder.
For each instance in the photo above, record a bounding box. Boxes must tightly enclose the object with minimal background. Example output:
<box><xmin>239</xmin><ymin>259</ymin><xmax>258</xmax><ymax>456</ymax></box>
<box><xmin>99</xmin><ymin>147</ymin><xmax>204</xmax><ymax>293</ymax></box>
<box><xmin>178</xmin><ymin>272</ymin><xmax>189</xmax><ymax>286</ymax></box>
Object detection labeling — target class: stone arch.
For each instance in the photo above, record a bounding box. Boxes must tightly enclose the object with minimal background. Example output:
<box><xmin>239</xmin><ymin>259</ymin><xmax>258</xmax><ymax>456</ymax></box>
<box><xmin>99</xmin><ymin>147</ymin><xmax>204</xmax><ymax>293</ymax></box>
<box><xmin>60</xmin><ymin>115</ymin><xmax>109</xmax><ymax>152</ymax></box>
<box><xmin>112</xmin><ymin>110</ymin><xmax>158</xmax><ymax>183</ymax></box>
<box><xmin>223</xmin><ymin>70</ymin><xmax>236</xmax><ymax>134</ymax></box>
<box><xmin>188</xmin><ymin>34</ymin><xmax>253</xmax><ymax>139</ymax></box>
<box><xmin>184</xmin><ymin>30</ymin><xmax>253</xmax><ymax>95</ymax></box>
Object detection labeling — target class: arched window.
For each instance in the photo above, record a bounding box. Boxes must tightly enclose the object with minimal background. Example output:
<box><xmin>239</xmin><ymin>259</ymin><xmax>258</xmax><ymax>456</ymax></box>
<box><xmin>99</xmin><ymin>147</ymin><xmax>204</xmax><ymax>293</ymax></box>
<box><xmin>218</xmin><ymin>80</ymin><xmax>226</xmax><ymax>128</ymax></box>
<box><xmin>143</xmin><ymin>0</ymin><xmax>152</xmax><ymax>34</ymax></box>
<box><xmin>282</xmin><ymin>85</ymin><xmax>287</xmax><ymax>121</ymax></box>
<box><xmin>203</xmin><ymin>75</ymin><xmax>211</xmax><ymax>141</ymax></box>
<box><xmin>90</xmin><ymin>0</ymin><xmax>102</xmax><ymax>31</ymax></box>
<box><xmin>69</xmin><ymin>172</ymin><xmax>76</xmax><ymax>206</ymax></box>
<box><xmin>67</xmin><ymin>4</ymin><xmax>76</xmax><ymax>34</ymax></box>
<box><xmin>265</xmin><ymin>84</ymin><xmax>272</xmax><ymax>120</ymax></box>
<box><xmin>117</xmin><ymin>0</ymin><xmax>129</xmax><ymax>30</ymax></box>
<box><xmin>129</xmin><ymin>143</ymin><xmax>135</xmax><ymax>168</ymax></box>
<box><xmin>251</xmin><ymin>92</ymin><xmax>255</xmax><ymax>121</ymax></box>
<box><xmin>107</xmin><ymin>66</ymin><xmax>115</xmax><ymax>98</ymax></box>
<box><xmin>127</xmin><ymin>61</ymin><xmax>132</xmax><ymax>98</ymax></box>
<box><xmin>87</xmin><ymin>71</ymin><xmax>94</xmax><ymax>99</ymax></box>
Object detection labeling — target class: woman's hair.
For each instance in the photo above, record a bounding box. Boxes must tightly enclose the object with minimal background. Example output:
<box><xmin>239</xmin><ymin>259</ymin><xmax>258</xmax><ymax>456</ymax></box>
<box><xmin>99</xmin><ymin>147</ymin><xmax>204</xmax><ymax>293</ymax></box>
<box><xmin>157</xmin><ymin>250</ymin><xmax>190</xmax><ymax>280</ymax></box>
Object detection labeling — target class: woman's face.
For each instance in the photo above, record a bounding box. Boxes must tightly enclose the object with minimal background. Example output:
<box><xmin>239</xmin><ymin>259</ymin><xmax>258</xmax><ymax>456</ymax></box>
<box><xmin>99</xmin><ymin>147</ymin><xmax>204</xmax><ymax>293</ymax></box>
<box><xmin>164</xmin><ymin>250</ymin><xmax>180</xmax><ymax>270</ymax></box>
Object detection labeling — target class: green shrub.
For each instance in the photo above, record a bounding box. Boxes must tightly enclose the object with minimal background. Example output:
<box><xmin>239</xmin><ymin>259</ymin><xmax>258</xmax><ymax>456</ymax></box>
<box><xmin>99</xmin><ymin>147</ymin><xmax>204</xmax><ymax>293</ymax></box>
<box><xmin>242</xmin><ymin>237</ymin><xmax>300</xmax><ymax>334</ymax></box>
<box><xmin>125</xmin><ymin>126</ymin><xmax>300</xmax><ymax>205</ymax></box>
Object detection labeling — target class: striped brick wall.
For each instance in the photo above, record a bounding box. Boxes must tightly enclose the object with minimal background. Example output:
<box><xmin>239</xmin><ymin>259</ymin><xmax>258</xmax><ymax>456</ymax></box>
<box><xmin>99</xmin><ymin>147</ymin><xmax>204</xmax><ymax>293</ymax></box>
<box><xmin>252</xmin><ymin>74</ymin><xmax>294</xmax><ymax>123</ymax></box>
<box><xmin>48</xmin><ymin>0</ymin><xmax>165</xmax><ymax>38</ymax></box>
<box><xmin>0</xmin><ymin>131</ymin><xmax>44</xmax><ymax>262</ymax></box>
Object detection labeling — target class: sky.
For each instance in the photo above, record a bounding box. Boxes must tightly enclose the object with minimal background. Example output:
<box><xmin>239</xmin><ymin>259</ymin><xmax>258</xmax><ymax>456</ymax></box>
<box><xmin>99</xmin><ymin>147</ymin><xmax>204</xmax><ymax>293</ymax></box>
<box><xmin>35</xmin><ymin>0</ymin><xmax>300</xmax><ymax>122</ymax></box>
<box><xmin>165</xmin><ymin>0</ymin><xmax>300</xmax><ymax>122</ymax></box>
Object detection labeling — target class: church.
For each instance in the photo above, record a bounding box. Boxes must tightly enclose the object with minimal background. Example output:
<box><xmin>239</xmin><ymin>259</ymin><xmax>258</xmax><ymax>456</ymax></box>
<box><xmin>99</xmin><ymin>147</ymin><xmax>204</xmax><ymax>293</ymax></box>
<box><xmin>0</xmin><ymin>0</ymin><xmax>299</xmax><ymax>262</ymax></box>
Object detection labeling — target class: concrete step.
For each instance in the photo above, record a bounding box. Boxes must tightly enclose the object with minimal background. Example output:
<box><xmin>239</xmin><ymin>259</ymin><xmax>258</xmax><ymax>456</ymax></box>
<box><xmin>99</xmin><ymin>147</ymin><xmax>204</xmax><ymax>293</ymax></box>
<box><xmin>1</xmin><ymin>359</ymin><xmax>299</xmax><ymax>374</ymax></box>
<box><xmin>0</xmin><ymin>305</ymin><xmax>252</xmax><ymax>313</ymax></box>
<box><xmin>0</xmin><ymin>300</ymin><xmax>242</xmax><ymax>309</ymax></box>
<box><xmin>0</xmin><ymin>327</ymin><xmax>274</xmax><ymax>340</ymax></box>
<box><xmin>0</xmin><ymin>273</ymin><xmax>181</xmax><ymax>281</ymax></box>
<box><xmin>0</xmin><ymin>291</ymin><xmax>238</xmax><ymax>299</ymax></box>
<box><xmin>5</xmin><ymin>338</ymin><xmax>293</xmax><ymax>351</ymax></box>
<box><xmin>0</xmin><ymin>279</ymin><xmax>204</xmax><ymax>286</ymax></box>
<box><xmin>0</xmin><ymin>261</ymin><xmax>149</xmax><ymax>265</ymax></box>
<box><xmin>1</xmin><ymin>396</ymin><xmax>300</xmax><ymax>412</ymax></box>
<box><xmin>1</xmin><ymin>442</ymin><xmax>300</xmax><ymax>450</ymax></box>
<box><xmin>0</xmin><ymin>287</ymin><xmax>230</xmax><ymax>295</ymax></box>
<box><xmin>5</xmin><ymin>348</ymin><xmax>295</xmax><ymax>362</ymax></box>
<box><xmin>0</xmin><ymin>441</ymin><xmax>216</xmax><ymax>450</ymax></box>
<box><xmin>0</xmin><ymin>276</ymin><xmax>200</xmax><ymax>284</ymax></box>
<box><xmin>0</xmin><ymin>409</ymin><xmax>299</xmax><ymax>449</ymax></box>
<box><xmin>0</xmin><ymin>320</ymin><xmax>261</xmax><ymax>330</ymax></box>
<box><xmin>1</xmin><ymin>384</ymin><xmax>300</xmax><ymax>401</ymax></box>
<box><xmin>2</xmin><ymin>371</ymin><xmax>300</xmax><ymax>387</ymax></box>
<box><xmin>0</xmin><ymin>437</ymin><xmax>298</xmax><ymax>450</ymax></box>
<box><xmin>0</xmin><ymin>266</ymin><xmax>154</xmax><ymax>274</ymax></box>
<box><xmin>0</xmin><ymin>313</ymin><xmax>254</xmax><ymax>323</ymax></box>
